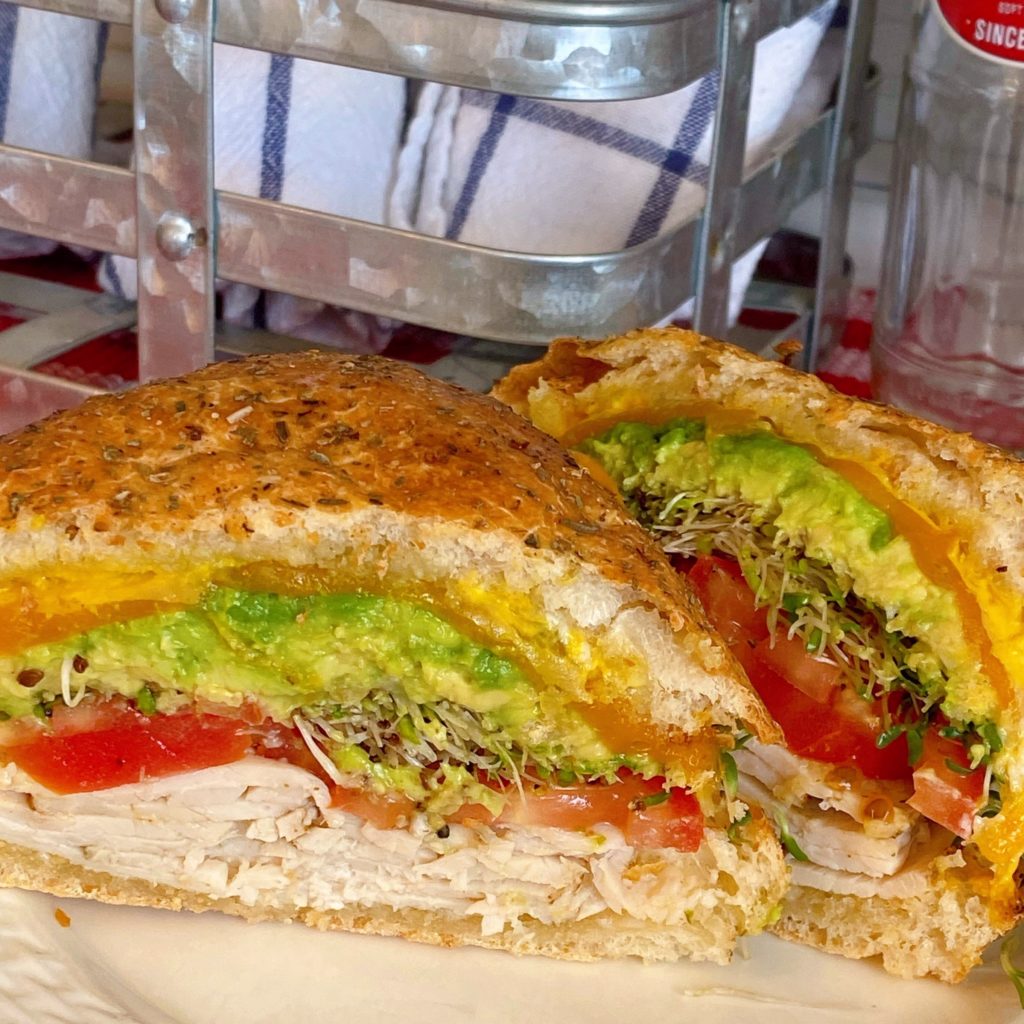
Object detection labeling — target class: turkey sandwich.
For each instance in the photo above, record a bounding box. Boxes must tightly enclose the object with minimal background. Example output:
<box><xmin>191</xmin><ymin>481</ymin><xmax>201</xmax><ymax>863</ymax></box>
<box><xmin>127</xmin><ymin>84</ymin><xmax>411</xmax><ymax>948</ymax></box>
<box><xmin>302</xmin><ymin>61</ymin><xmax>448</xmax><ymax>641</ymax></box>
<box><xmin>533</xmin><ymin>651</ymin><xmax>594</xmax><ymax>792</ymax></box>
<box><xmin>0</xmin><ymin>350</ymin><xmax>786</xmax><ymax>963</ymax></box>
<box><xmin>494</xmin><ymin>327</ymin><xmax>1024</xmax><ymax>981</ymax></box>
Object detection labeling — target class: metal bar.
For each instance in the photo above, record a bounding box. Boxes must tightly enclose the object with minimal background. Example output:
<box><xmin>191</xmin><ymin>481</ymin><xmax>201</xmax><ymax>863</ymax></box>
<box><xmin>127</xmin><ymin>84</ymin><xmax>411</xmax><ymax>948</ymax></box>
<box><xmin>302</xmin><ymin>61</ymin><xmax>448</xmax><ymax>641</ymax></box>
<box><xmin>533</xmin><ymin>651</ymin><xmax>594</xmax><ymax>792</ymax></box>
<box><xmin>693</xmin><ymin>0</ymin><xmax>758</xmax><ymax>337</ymax></box>
<box><xmin>0</xmin><ymin>271</ymin><xmax>101</xmax><ymax>314</ymax></box>
<box><xmin>212</xmin><ymin>2</ymin><xmax>709</xmax><ymax>100</ymax></box>
<box><xmin>15</xmin><ymin>0</ymin><xmax>824</xmax><ymax>100</ymax></box>
<box><xmin>11</xmin><ymin>0</ymin><xmax>129</xmax><ymax>20</ymax></box>
<box><xmin>215</xmin><ymin>0</ymin><xmax>824</xmax><ymax>100</ymax></box>
<box><xmin>0</xmin><ymin>146</ymin><xmax>135</xmax><ymax>255</ymax></box>
<box><xmin>15</xmin><ymin>0</ymin><xmax>823</xmax><ymax>29</ymax></box>
<box><xmin>805</xmin><ymin>0</ymin><xmax>877</xmax><ymax>371</ymax></box>
<box><xmin>386</xmin><ymin>0</ymin><xmax>705</xmax><ymax>25</ymax></box>
<box><xmin>0</xmin><ymin>296</ymin><xmax>137</xmax><ymax>369</ymax></box>
<box><xmin>132</xmin><ymin>0</ymin><xmax>216</xmax><ymax>381</ymax></box>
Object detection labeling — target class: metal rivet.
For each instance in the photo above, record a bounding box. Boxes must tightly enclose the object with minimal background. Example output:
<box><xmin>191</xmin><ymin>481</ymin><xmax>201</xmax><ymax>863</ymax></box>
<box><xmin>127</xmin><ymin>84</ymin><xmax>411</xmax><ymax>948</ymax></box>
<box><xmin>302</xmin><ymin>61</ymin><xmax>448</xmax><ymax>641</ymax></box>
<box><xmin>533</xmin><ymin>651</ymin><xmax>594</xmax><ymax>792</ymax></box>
<box><xmin>155</xmin><ymin>213</ymin><xmax>197</xmax><ymax>261</ymax></box>
<box><xmin>155</xmin><ymin>0</ymin><xmax>193</xmax><ymax>23</ymax></box>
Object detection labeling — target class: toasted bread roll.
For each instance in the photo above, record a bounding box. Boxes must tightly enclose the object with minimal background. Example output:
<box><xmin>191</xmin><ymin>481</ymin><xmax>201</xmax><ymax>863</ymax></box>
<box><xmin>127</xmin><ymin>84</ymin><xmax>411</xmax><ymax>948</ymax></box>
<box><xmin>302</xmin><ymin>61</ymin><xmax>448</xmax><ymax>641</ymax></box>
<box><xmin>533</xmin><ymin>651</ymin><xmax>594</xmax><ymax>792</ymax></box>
<box><xmin>0</xmin><ymin>351</ymin><xmax>785</xmax><ymax>963</ymax></box>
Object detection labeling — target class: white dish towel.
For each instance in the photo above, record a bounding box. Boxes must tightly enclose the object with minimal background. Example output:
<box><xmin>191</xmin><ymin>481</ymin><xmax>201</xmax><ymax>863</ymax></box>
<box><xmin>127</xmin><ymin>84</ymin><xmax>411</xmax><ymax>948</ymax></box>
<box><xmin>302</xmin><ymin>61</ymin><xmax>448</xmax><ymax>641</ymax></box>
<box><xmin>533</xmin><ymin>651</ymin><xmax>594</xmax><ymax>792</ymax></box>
<box><xmin>0</xmin><ymin>5</ymin><xmax>107</xmax><ymax>259</ymax></box>
<box><xmin>391</xmin><ymin>0</ymin><xmax>838</xmax><ymax>327</ymax></box>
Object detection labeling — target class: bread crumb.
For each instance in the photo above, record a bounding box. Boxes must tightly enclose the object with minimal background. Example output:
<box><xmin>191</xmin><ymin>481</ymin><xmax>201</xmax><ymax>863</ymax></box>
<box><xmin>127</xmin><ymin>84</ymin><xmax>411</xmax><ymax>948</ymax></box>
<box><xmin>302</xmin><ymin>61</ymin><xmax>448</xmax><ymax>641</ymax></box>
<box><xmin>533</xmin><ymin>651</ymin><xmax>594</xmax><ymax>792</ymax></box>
<box><xmin>54</xmin><ymin>907</ymin><xmax>71</xmax><ymax>928</ymax></box>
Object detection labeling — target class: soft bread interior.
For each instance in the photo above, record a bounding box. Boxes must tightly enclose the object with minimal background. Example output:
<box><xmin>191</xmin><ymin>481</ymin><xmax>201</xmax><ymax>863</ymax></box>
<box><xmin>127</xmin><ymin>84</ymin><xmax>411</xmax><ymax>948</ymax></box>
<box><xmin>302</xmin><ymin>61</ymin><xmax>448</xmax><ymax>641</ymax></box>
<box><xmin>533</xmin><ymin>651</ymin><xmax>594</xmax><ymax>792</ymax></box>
<box><xmin>0</xmin><ymin>757</ymin><xmax>787</xmax><ymax>964</ymax></box>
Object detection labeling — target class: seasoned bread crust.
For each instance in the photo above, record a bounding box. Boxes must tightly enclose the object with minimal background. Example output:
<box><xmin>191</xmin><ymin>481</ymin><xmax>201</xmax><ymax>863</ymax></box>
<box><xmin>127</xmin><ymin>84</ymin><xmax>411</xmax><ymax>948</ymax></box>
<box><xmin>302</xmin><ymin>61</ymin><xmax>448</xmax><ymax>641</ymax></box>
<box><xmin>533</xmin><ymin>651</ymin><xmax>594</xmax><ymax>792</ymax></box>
<box><xmin>0</xmin><ymin>821</ymin><xmax>787</xmax><ymax>965</ymax></box>
<box><xmin>1</xmin><ymin>353</ymin><xmax>672</xmax><ymax>604</ymax></box>
<box><xmin>3</xmin><ymin>352</ymin><xmax>700</xmax><ymax>628</ymax></box>
<box><xmin>0</xmin><ymin>351</ymin><xmax>776</xmax><ymax>741</ymax></box>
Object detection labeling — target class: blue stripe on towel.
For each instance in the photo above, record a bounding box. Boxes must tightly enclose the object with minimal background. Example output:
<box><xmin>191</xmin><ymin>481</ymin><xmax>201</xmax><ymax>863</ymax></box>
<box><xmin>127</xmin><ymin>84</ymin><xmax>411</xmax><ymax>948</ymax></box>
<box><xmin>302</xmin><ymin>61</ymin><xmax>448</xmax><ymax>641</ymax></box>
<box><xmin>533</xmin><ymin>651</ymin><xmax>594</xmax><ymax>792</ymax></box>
<box><xmin>625</xmin><ymin>71</ymin><xmax>718</xmax><ymax>248</ymax></box>
<box><xmin>812</xmin><ymin>0</ymin><xmax>837</xmax><ymax>27</ymax></box>
<box><xmin>251</xmin><ymin>54</ymin><xmax>293</xmax><ymax>326</ymax></box>
<box><xmin>103</xmin><ymin>254</ymin><xmax>127</xmax><ymax>301</ymax></box>
<box><xmin>93</xmin><ymin>21</ymin><xmax>109</xmax><ymax>89</ymax></box>
<box><xmin>462</xmin><ymin>91</ymin><xmax>710</xmax><ymax>176</ymax></box>
<box><xmin>89</xmin><ymin>21</ymin><xmax>110</xmax><ymax>146</ymax></box>
<box><xmin>447</xmin><ymin>93</ymin><xmax>517</xmax><ymax>240</ymax></box>
<box><xmin>0</xmin><ymin>4</ymin><xmax>19</xmax><ymax>138</ymax></box>
<box><xmin>259</xmin><ymin>54</ymin><xmax>294</xmax><ymax>202</ymax></box>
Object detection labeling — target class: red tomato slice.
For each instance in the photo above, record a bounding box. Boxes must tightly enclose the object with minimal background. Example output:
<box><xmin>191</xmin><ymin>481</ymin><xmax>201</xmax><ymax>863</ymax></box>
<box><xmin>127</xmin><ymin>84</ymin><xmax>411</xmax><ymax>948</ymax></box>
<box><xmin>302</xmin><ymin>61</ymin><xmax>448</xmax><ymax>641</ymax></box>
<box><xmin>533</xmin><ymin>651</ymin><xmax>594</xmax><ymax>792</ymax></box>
<box><xmin>752</xmin><ymin>633</ymin><xmax>840</xmax><ymax>704</ymax></box>
<box><xmin>687</xmin><ymin>555</ymin><xmax>770</xmax><ymax>646</ymax></box>
<box><xmin>195</xmin><ymin>696</ymin><xmax>267</xmax><ymax>726</ymax></box>
<box><xmin>250</xmin><ymin>720</ymin><xmax>330</xmax><ymax>781</ymax></box>
<box><xmin>622</xmin><ymin>786</ymin><xmax>703</xmax><ymax>852</ymax></box>
<box><xmin>407</xmin><ymin>774</ymin><xmax>703</xmax><ymax>851</ymax></box>
<box><xmin>330</xmin><ymin>786</ymin><xmax>419</xmax><ymax>830</ymax></box>
<box><xmin>500</xmin><ymin>781</ymin><xmax>634</xmax><ymax>832</ymax></box>
<box><xmin>746</xmin><ymin>641</ymin><xmax>911</xmax><ymax>781</ymax></box>
<box><xmin>908</xmin><ymin>731</ymin><xmax>986</xmax><ymax>839</ymax></box>
<box><xmin>499</xmin><ymin>773</ymin><xmax>703</xmax><ymax>852</ymax></box>
<box><xmin>684</xmin><ymin>556</ymin><xmax>911</xmax><ymax>781</ymax></box>
<box><xmin>4</xmin><ymin>701</ymin><xmax>251</xmax><ymax>794</ymax></box>
<box><xmin>361</xmin><ymin>773</ymin><xmax>704</xmax><ymax>851</ymax></box>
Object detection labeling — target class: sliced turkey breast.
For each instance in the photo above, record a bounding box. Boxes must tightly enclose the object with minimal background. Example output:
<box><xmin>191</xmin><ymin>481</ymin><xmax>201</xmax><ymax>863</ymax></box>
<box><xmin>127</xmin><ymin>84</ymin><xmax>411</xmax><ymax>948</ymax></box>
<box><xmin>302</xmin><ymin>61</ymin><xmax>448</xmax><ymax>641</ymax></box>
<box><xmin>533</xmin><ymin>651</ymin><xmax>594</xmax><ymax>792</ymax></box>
<box><xmin>0</xmin><ymin>756</ymin><xmax>775</xmax><ymax>950</ymax></box>
<box><xmin>735</xmin><ymin>741</ymin><xmax>916</xmax><ymax>838</ymax></box>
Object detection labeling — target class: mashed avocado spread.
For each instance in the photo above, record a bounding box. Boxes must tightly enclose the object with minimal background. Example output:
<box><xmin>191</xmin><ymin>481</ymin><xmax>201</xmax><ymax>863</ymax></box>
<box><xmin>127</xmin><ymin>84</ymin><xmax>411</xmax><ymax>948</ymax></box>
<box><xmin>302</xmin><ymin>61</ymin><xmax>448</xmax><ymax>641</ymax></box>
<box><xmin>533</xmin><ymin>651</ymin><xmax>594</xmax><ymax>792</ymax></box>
<box><xmin>0</xmin><ymin>588</ymin><xmax>646</xmax><ymax>812</ymax></box>
<box><xmin>579</xmin><ymin>419</ymin><xmax>994</xmax><ymax>729</ymax></box>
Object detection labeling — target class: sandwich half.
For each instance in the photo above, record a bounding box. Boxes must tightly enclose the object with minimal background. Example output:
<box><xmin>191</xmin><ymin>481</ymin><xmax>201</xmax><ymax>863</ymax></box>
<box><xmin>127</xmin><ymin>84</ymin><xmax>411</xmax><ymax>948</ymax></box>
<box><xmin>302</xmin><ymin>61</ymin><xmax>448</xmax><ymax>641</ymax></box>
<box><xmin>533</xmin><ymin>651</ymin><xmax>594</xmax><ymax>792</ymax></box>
<box><xmin>493</xmin><ymin>327</ymin><xmax>1024</xmax><ymax>981</ymax></box>
<box><xmin>0</xmin><ymin>350</ymin><xmax>787</xmax><ymax>963</ymax></box>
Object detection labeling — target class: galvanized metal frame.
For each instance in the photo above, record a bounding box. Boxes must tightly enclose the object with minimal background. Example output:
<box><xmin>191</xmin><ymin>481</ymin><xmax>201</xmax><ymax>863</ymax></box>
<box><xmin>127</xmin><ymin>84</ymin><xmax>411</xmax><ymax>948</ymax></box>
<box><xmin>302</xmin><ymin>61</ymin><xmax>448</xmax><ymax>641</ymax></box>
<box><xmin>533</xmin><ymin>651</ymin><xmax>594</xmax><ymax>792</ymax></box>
<box><xmin>0</xmin><ymin>0</ymin><xmax>875</xmax><ymax>425</ymax></box>
<box><xmin>693</xmin><ymin>0</ymin><xmax>758</xmax><ymax>338</ymax></box>
<box><xmin>132</xmin><ymin>0</ymin><xmax>216</xmax><ymax>380</ymax></box>
<box><xmin>805</xmin><ymin>0</ymin><xmax>877</xmax><ymax>371</ymax></box>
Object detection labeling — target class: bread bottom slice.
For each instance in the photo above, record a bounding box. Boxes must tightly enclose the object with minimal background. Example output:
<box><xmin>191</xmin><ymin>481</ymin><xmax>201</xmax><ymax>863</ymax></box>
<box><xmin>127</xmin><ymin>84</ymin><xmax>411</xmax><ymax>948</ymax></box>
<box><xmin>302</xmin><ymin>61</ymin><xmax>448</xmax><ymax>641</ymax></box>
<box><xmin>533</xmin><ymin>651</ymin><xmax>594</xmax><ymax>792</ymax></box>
<box><xmin>0</xmin><ymin>838</ymin><xmax>782</xmax><ymax>964</ymax></box>
<box><xmin>773</xmin><ymin>877</ymin><xmax>1010</xmax><ymax>983</ymax></box>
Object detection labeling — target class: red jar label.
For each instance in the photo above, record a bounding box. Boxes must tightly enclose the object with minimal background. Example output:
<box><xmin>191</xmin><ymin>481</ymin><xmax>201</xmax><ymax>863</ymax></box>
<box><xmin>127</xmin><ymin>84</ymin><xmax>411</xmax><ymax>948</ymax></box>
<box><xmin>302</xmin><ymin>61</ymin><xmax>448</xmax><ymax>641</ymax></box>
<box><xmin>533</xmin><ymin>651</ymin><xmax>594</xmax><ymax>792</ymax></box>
<box><xmin>937</xmin><ymin>0</ymin><xmax>1024</xmax><ymax>62</ymax></box>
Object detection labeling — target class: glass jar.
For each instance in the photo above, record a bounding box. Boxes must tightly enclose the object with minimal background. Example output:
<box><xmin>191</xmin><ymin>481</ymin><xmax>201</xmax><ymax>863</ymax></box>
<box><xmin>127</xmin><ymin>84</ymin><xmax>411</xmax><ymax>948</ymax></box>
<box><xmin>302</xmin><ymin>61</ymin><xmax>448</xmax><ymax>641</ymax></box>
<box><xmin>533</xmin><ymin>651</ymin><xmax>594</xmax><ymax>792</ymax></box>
<box><xmin>873</xmin><ymin>0</ymin><xmax>1024</xmax><ymax>450</ymax></box>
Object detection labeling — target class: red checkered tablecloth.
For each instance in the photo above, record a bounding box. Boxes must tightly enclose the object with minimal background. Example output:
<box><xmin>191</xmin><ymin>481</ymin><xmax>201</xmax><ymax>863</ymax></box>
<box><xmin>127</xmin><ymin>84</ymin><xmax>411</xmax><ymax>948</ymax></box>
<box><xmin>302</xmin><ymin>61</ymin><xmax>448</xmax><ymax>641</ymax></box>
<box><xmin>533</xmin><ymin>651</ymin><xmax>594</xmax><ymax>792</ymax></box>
<box><xmin>815</xmin><ymin>287</ymin><xmax>874</xmax><ymax>399</ymax></box>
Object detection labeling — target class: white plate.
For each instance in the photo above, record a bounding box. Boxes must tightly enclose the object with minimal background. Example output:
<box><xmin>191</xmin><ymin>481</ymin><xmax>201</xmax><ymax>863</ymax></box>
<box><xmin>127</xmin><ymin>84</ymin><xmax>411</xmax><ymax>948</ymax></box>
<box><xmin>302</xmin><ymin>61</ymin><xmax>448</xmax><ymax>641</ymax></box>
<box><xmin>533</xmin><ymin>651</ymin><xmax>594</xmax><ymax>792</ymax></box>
<box><xmin>0</xmin><ymin>888</ymin><xmax>1020</xmax><ymax>1024</ymax></box>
